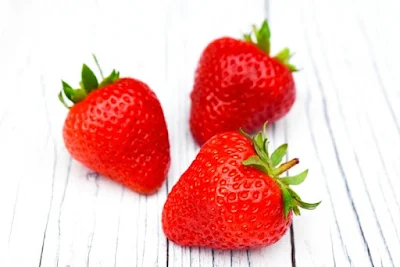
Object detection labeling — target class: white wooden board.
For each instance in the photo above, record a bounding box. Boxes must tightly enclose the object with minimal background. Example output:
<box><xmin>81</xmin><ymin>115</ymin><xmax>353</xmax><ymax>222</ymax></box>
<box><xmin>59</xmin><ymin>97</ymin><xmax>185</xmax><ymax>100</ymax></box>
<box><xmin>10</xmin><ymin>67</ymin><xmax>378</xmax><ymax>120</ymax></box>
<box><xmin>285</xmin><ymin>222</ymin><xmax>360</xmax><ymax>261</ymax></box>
<box><xmin>0</xmin><ymin>0</ymin><xmax>399</xmax><ymax>266</ymax></box>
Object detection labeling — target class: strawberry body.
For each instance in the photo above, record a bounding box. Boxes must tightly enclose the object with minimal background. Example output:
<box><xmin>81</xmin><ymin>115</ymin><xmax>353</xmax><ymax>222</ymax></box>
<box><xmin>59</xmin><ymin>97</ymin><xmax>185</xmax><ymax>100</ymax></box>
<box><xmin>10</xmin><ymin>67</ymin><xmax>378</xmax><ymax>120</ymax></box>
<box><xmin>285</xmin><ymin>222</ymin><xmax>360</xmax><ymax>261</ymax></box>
<box><xmin>162</xmin><ymin>132</ymin><xmax>291</xmax><ymax>249</ymax></box>
<box><xmin>60</xmin><ymin>64</ymin><xmax>170</xmax><ymax>194</ymax></box>
<box><xmin>190</xmin><ymin>21</ymin><xmax>296</xmax><ymax>145</ymax></box>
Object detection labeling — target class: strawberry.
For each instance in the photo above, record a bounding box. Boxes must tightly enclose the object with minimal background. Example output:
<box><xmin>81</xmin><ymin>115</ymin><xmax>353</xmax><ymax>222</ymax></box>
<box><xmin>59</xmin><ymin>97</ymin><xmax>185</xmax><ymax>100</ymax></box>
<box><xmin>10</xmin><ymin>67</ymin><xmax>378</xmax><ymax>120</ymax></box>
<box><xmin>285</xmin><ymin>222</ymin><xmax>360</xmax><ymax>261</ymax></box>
<box><xmin>59</xmin><ymin>56</ymin><xmax>170</xmax><ymax>194</ymax></box>
<box><xmin>189</xmin><ymin>20</ymin><xmax>297</xmax><ymax>145</ymax></box>
<box><xmin>162</xmin><ymin>123</ymin><xmax>319</xmax><ymax>249</ymax></box>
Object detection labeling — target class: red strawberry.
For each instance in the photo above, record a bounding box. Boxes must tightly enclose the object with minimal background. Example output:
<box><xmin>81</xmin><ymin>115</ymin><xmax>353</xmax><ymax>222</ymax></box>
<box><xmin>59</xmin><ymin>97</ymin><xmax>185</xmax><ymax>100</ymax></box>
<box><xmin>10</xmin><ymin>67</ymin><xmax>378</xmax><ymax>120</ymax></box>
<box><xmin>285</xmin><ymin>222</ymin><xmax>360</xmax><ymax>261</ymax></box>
<box><xmin>190</xmin><ymin>20</ymin><xmax>297</xmax><ymax>145</ymax></box>
<box><xmin>162</xmin><ymin>123</ymin><xmax>319</xmax><ymax>249</ymax></box>
<box><xmin>59</xmin><ymin>56</ymin><xmax>170</xmax><ymax>194</ymax></box>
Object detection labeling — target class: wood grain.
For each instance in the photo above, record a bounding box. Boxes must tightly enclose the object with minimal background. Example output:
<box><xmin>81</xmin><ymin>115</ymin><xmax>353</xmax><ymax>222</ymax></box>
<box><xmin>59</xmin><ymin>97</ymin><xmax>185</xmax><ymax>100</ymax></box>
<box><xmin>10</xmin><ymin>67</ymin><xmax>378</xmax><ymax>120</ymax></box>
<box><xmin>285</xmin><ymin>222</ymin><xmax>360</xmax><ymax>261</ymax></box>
<box><xmin>0</xmin><ymin>0</ymin><xmax>399</xmax><ymax>266</ymax></box>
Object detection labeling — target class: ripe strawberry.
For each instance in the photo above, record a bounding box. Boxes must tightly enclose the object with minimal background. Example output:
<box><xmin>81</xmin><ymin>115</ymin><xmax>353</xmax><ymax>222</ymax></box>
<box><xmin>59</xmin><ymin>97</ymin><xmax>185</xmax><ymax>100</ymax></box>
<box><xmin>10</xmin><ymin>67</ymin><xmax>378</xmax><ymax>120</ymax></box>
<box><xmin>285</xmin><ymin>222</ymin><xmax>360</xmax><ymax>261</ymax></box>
<box><xmin>162</xmin><ymin>123</ymin><xmax>319</xmax><ymax>249</ymax></box>
<box><xmin>190</xmin><ymin>20</ymin><xmax>297</xmax><ymax>145</ymax></box>
<box><xmin>59</xmin><ymin>56</ymin><xmax>170</xmax><ymax>194</ymax></box>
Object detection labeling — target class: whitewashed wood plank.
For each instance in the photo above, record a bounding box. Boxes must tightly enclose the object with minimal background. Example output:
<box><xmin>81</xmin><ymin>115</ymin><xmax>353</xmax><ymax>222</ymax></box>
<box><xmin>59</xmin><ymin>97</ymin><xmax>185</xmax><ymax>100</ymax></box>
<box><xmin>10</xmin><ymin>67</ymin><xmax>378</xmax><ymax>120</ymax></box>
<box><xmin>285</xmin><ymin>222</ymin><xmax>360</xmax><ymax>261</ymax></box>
<box><xmin>0</xmin><ymin>2</ymin><xmax>61</xmax><ymax>266</ymax></box>
<box><xmin>268</xmin><ymin>0</ymin><xmax>400</xmax><ymax>266</ymax></box>
<box><xmin>350</xmin><ymin>0</ymin><xmax>400</xmax><ymax>228</ymax></box>
<box><xmin>1</xmin><ymin>0</ymin><xmax>399</xmax><ymax>266</ymax></box>
<box><xmin>297</xmin><ymin>3</ymin><xmax>383</xmax><ymax>265</ymax></box>
<box><xmin>305</xmin><ymin>0</ymin><xmax>399</xmax><ymax>265</ymax></box>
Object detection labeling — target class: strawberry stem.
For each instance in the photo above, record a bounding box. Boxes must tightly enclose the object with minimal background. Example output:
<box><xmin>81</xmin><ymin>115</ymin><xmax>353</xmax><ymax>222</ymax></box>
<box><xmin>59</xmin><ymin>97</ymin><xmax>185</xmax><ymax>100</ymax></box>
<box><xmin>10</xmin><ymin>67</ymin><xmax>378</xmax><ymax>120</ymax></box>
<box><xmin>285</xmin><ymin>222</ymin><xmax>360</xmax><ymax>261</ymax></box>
<box><xmin>240</xmin><ymin>122</ymin><xmax>320</xmax><ymax>219</ymax></box>
<box><xmin>92</xmin><ymin>54</ymin><xmax>105</xmax><ymax>79</ymax></box>
<box><xmin>274</xmin><ymin>158</ymin><xmax>299</xmax><ymax>176</ymax></box>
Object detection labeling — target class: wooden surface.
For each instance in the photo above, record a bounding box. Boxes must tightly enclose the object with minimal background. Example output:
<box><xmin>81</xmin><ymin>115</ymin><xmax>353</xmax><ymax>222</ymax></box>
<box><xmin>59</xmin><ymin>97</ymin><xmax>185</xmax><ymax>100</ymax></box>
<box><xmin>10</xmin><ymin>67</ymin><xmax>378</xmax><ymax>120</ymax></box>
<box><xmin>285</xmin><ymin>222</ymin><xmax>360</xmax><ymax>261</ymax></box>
<box><xmin>1</xmin><ymin>0</ymin><xmax>399</xmax><ymax>266</ymax></box>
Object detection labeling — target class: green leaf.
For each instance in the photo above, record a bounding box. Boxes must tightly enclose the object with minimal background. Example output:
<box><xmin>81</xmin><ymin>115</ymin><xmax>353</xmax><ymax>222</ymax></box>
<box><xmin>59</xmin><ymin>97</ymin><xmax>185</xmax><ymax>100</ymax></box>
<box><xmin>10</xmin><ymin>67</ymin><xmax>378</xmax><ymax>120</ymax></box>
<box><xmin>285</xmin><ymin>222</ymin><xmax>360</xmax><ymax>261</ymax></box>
<box><xmin>253</xmin><ymin>141</ymin><xmax>270</xmax><ymax>169</ymax></box>
<box><xmin>254</xmin><ymin>132</ymin><xmax>264</xmax><ymax>149</ymax></box>
<box><xmin>287</xmin><ymin>63</ymin><xmax>299</xmax><ymax>72</ymax></box>
<box><xmin>58</xmin><ymin>91</ymin><xmax>70</xmax><ymax>109</ymax></box>
<box><xmin>280</xmin><ymin>169</ymin><xmax>308</xmax><ymax>185</ymax></box>
<box><xmin>287</xmin><ymin>187</ymin><xmax>300</xmax><ymax>200</ymax></box>
<box><xmin>288</xmin><ymin>187</ymin><xmax>321</xmax><ymax>211</ymax></box>
<box><xmin>293</xmin><ymin>206</ymin><xmax>301</xmax><ymax>216</ymax></box>
<box><xmin>274</xmin><ymin>48</ymin><xmax>291</xmax><ymax>63</ymax></box>
<box><xmin>253</xmin><ymin>132</ymin><xmax>269</xmax><ymax>163</ymax></box>
<box><xmin>242</xmin><ymin>155</ymin><xmax>269</xmax><ymax>174</ymax></box>
<box><xmin>70</xmin><ymin>88</ymin><xmax>87</xmax><ymax>103</ymax></box>
<box><xmin>274</xmin><ymin>48</ymin><xmax>298</xmax><ymax>72</ymax></box>
<box><xmin>99</xmin><ymin>70</ymin><xmax>120</xmax><ymax>88</ymax></box>
<box><xmin>263</xmin><ymin>139</ymin><xmax>274</xmax><ymax>168</ymax></box>
<box><xmin>296</xmin><ymin>199</ymin><xmax>321</xmax><ymax>210</ymax></box>
<box><xmin>239</xmin><ymin>128</ymin><xmax>252</xmax><ymax>140</ymax></box>
<box><xmin>281</xmin><ymin>186</ymin><xmax>294</xmax><ymax>219</ymax></box>
<box><xmin>92</xmin><ymin>54</ymin><xmax>104</xmax><ymax>79</ymax></box>
<box><xmin>81</xmin><ymin>64</ymin><xmax>98</xmax><ymax>93</ymax></box>
<box><xmin>263</xmin><ymin>139</ymin><xmax>270</xmax><ymax>157</ymax></box>
<box><xmin>262</xmin><ymin>121</ymin><xmax>268</xmax><ymax>139</ymax></box>
<box><xmin>62</xmin><ymin>81</ymin><xmax>74</xmax><ymax>102</ymax></box>
<box><xmin>243</xmin><ymin>33</ymin><xmax>253</xmax><ymax>43</ymax></box>
<box><xmin>254</xmin><ymin>20</ymin><xmax>271</xmax><ymax>54</ymax></box>
<box><xmin>270</xmin><ymin>144</ymin><xmax>288</xmax><ymax>167</ymax></box>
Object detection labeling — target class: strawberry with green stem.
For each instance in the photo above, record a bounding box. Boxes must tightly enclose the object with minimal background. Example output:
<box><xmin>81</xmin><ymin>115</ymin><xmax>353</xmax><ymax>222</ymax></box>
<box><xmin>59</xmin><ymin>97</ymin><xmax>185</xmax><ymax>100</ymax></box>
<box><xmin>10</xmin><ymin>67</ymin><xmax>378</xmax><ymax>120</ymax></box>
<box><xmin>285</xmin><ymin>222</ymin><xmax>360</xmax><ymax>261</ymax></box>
<box><xmin>190</xmin><ymin>20</ymin><xmax>298</xmax><ymax>145</ymax></box>
<box><xmin>59</xmin><ymin>55</ymin><xmax>170</xmax><ymax>194</ymax></box>
<box><xmin>163</xmin><ymin>122</ymin><xmax>319</xmax><ymax>249</ymax></box>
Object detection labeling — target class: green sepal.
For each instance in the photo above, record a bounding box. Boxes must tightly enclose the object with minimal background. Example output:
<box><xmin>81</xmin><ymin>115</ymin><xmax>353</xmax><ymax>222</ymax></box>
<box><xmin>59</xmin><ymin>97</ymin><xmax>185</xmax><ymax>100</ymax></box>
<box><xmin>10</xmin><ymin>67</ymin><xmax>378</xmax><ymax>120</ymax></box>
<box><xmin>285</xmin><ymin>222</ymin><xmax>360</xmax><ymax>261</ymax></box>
<box><xmin>61</xmin><ymin>81</ymin><xmax>74</xmax><ymax>101</ymax></box>
<box><xmin>270</xmin><ymin>144</ymin><xmax>288</xmax><ymax>167</ymax></box>
<box><xmin>242</xmin><ymin>155</ymin><xmax>269</xmax><ymax>174</ymax></box>
<box><xmin>274</xmin><ymin>48</ymin><xmax>291</xmax><ymax>63</ymax></box>
<box><xmin>58</xmin><ymin>55</ymin><xmax>120</xmax><ymax>110</ymax></box>
<box><xmin>59</xmin><ymin>81</ymin><xmax>87</xmax><ymax>103</ymax></box>
<box><xmin>240</xmin><ymin>122</ymin><xmax>320</xmax><ymax>218</ymax></box>
<box><xmin>242</xmin><ymin>20</ymin><xmax>298</xmax><ymax>72</ymax></box>
<box><xmin>58</xmin><ymin>91</ymin><xmax>70</xmax><ymax>109</ymax></box>
<box><xmin>239</xmin><ymin>128</ymin><xmax>252</xmax><ymax>140</ymax></box>
<box><xmin>253</xmin><ymin>20</ymin><xmax>271</xmax><ymax>54</ymax></box>
<box><xmin>287</xmin><ymin>187</ymin><xmax>300</xmax><ymax>200</ymax></box>
<box><xmin>281</xmin><ymin>186</ymin><xmax>295</xmax><ymax>219</ymax></box>
<box><xmin>70</xmin><ymin>88</ymin><xmax>87</xmax><ymax>103</ymax></box>
<box><xmin>253</xmin><ymin>133</ymin><xmax>268</xmax><ymax>159</ymax></box>
<box><xmin>293</xmin><ymin>206</ymin><xmax>301</xmax><ymax>216</ymax></box>
<box><xmin>274</xmin><ymin>48</ymin><xmax>298</xmax><ymax>72</ymax></box>
<box><xmin>251</xmin><ymin>132</ymin><xmax>273</xmax><ymax>173</ymax></box>
<box><xmin>262</xmin><ymin>122</ymin><xmax>268</xmax><ymax>139</ymax></box>
<box><xmin>296</xmin><ymin>199</ymin><xmax>321</xmax><ymax>210</ymax></box>
<box><xmin>243</xmin><ymin>20</ymin><xmax>271</xmax><ymax>55</ymax></box>
<box><xmin>254</xmin><ymin>132</ymin><xmax>264</xmax><ymax>149</ymax></box>
<box><xmin>243</xmin><ymin>33</ymin><xmax>254</xmax><ymax>43</ymax></box>
<box><xmin>99</xmin><ymin>70</ymin><xmax>120</xmax><ymax>88</ymax></box>
<box><xmin>280</xmin><ymin>169</ymin><xmax>308</xmax><ymax>185</ymax></box>
<box><xmin>81</xmin><ymin>64</ymin><xmax>99</xmax><ymax>93</ymax></box>
<box><xmin>289</xmin><ymin>188</ymin><xmax>320</xmax><ymax>210</ymax></box>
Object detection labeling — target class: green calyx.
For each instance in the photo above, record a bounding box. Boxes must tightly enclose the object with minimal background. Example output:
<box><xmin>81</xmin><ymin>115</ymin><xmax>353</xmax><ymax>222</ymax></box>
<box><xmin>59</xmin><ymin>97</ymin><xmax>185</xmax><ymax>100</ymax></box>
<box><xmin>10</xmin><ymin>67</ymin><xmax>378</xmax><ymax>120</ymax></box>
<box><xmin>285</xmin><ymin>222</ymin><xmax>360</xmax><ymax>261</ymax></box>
<box><xmin>240</xmin><ymin>123</ymin><xmax>320</xmax><ymax>219</ymax></box>
<box><xmin>243</xmin><ymin>20</ymin><xmax>298</xmax><ymax>72</ymax></box>
<box><xmin>58</xmin><ymin>54</ymin><xmax>120</xmax><ymax>109</ymax></box>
